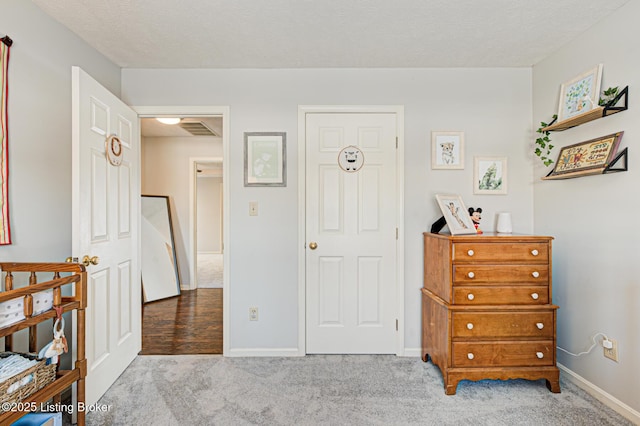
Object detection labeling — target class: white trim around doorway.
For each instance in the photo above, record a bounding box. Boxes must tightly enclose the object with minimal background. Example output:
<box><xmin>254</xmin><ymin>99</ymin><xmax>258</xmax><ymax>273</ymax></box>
<box><xmin>133</xmin><ymin>105</ymin><xmax>230</xmax><ymax>357</ymax></box>
<box><xmin>297</xmin><ymin>105</ymin><xmax>405</xmax><ymax>356</ymax></box>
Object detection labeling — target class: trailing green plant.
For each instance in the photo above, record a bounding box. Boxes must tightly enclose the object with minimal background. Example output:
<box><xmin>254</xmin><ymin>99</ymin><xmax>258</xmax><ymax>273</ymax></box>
<box><xmin>598</xmin><ymin>86</ymin><xmax>620</xmax><ymax>106</ymax></box>
<box><xmin>535</xmin><ymin>115</ymin><xmax>556</xmax><ymax>167</ymax></box>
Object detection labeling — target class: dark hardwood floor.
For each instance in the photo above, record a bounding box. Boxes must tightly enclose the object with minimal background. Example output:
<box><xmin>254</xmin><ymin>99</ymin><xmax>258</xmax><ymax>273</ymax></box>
<box><xmin>141</xmin><ymin>288</ymin><xmax>223</xmax><ymax>355</ymax></box>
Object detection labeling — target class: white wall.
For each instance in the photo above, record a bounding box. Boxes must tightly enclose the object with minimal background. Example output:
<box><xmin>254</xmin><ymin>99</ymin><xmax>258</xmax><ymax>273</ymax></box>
<box><xmin>141</xmin><ymin>136</ymin><xmax>222</xmax><ymax>286</ymax></box>
<box><xmin>532</xmin><ymin>1</ymin><xmax>639</xmax><ymax>416</ymax></box>
<box><xmin>0</xmin><ymin>0</ymin><xmax>121</xmax><ymax>263</ymax></box>
<box><xmin>197</xmin><ymin>177</ymin><xmax>222</xmax><ymax>253</ymax></box>
<box><xmin>123</xmin><ymin>68</ymin><xmax>534</xmax><ymax>352</ymax></box>
<box><xmin>0</xmin><ymin>0</ymin><xmax>121</xmax><ymax>357</ymax></box>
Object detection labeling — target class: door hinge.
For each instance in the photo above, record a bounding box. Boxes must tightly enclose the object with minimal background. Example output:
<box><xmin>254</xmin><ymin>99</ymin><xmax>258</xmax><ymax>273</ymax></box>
<box><xmin>396</xmin><ymin>319</ymin><xmax>399</xmax><ymax>331</ymax></box>
<box><xmin>396</xmin><ymin>228</ymin><xmax>398</xmax><ymax>240</ymax></box>
<box><xmin>396</xmin><ymin>137</ymin><xmax>398</xmax><ymax>149</ymax></box>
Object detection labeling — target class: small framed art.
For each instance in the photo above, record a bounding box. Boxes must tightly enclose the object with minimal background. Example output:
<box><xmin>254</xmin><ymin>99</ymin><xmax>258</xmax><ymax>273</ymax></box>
<box><xmin>435</xmin><ymin>194</ymin><xmax>477</xmax><ymax>235</ymax></box>
<box><xmin>244</xmin><ymin>132</ymin><xmax>286</xmax><ymax>187</ymax></box>
<box><xmin>431</xmin><ymin>131</ymin><xmax>464</xmax><ymax>169</ymax></box>
<box><xmin>557</xmin><ymin>64</ymin><xmax>603</xmax><ymax>122</ymax></box>
<box><xmin>474</xmin><ymin>157</ymin><xmax>507</xmax><ymax>195</ymax></box>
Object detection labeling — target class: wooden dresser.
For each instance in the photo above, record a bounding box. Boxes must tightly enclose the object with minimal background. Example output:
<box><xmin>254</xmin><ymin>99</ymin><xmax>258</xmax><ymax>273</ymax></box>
<box><xmin>421</xmin><ymin>232</ymin><xmax>560</xmax><ymax>395</ymax></box>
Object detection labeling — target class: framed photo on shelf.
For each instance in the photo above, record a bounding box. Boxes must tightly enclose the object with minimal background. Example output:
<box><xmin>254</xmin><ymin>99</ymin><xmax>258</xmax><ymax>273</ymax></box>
<box><xmin>435</xmin><ymin>194</ymin><xmax>477</xmax><ymax>235</ymax></box>
<box><xmin>431</xmin><ymin>131</ymin><xmax>464</xmax><ymax>170</ymax></box>
<box><xmin>545</xmin><ymin>131</ymin><xmax>623</xmax><ymax>179</ymax></box>
<box><xmin>244</xmin><ymin>132</ymin><xmax>286</xmax><ymax>187</ymax></box>
<box><xmin>474</xmin><ymin>157</ymin><xmax>507</xmax><ymax>195</ymax></box>
<box><xmin>557</xmin><ymin>64</ymin><xmax>603</xmax><ymax>122</ymax></box>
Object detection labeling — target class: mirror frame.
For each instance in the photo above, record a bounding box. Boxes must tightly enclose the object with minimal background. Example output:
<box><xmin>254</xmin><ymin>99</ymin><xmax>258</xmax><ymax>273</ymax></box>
<box><xmin>141</xmin><ymin>195</ymin><xmax>181</xmax><ymax>302</ymax></box>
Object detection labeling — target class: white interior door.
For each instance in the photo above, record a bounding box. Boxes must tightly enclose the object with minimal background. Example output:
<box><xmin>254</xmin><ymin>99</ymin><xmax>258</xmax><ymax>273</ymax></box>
<box><xmin>72</xmin><ymin>66</ymin><xmax>141</xmax><ymax>406</ymax></box>
<box><xmin>305</xmin><ymin>112</ymin><xmax>398</xmax><ymax>354</ymax></box>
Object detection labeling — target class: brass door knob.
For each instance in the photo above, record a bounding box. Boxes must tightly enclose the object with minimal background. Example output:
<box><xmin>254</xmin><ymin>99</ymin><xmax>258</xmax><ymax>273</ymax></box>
<box><xmin>309</xmin><ymin>242</ymin><xmax>318</xmax><ymax>250</ymax></box>
<box><xmin>82</xmin><ymin>255</ymin><xmax>100</xmax><ymax>266</ymax></box>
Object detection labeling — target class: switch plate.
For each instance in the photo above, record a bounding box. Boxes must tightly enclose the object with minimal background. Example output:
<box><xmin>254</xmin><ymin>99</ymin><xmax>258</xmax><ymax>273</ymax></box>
<box><xmin>249</xmin><ymin>202</ymin><xmax>258</xmax><ymax>216</ymax></box>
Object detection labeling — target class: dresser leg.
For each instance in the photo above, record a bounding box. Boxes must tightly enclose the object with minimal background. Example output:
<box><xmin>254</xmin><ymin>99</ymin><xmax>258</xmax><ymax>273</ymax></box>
<box><xmin>546</xmin><ymin>378</ymin><xmax>561</xmax><ymax>393</ymax></box>
<box><xmin>445</xmin><ymin>381</ymin><xmax>458</xmax><ymax>395</ymax></box>
<box><xmin>422</xmin><ymin>353</ymin><xmax>429</xmax><ymax>362</ymax></box>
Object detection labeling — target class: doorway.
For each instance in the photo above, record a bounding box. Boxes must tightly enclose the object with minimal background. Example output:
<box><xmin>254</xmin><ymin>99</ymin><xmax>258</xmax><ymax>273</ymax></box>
<box><xmin>193</xmin><ymin>159</ymin><xmax>224</xmax><ymax>289</ymax></box>
<box><xmin>136</xmin><ymin>107</ymin><xmax>229</xmax><ymax>355</ymax></box>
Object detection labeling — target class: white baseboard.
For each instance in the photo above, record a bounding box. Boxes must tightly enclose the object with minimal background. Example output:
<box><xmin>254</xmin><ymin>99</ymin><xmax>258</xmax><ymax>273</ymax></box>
<box><xmin>227</xmin><ymin>347</ymin><xmax>302</xmax><ymax>357</ymax></box>
<box><xmin>558</xmin><ymin>363</ymin><xmax>640</xmax><ymax>424</ymax></box>
<box><xmin>402</xmin><ymin>347</ymin><xmax>422</xmax><ymax>357</ymax></box>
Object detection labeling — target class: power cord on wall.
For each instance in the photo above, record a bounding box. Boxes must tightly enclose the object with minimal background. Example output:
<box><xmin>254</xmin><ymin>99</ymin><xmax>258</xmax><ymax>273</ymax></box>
<box><xmin>557</xmin><ymin>332</ymin><xmax>611</xmax><ymax>357</ymax></box>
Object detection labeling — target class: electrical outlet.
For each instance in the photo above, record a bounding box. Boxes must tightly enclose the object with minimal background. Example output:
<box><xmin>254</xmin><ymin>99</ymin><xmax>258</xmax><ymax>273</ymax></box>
<box><xmin>249</xmin><ymin>202</ymin><xmax>258</xmax><ymax>216</ymax></box>
<box><xmin>249</xmin><ymin>307</ymin><xmax>259</xmax><ymax>321</ymax></box>
<box><xmin>603</xmin><ymin>338</ymin><xmax>618</xmax><ymax>362</ymax></box>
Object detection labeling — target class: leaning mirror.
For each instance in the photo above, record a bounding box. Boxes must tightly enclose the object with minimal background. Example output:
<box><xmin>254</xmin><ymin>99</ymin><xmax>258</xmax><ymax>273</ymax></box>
<box><xmin>141</xmin><ymin>195</ymin><xmax>181</xmax><ymax>302</ymax></box>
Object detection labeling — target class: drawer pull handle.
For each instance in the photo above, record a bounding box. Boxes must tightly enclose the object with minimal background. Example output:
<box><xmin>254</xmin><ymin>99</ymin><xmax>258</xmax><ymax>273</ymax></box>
<box><xmin>467</xmin><ymin>272</ymin><xmax>475</xmax><ymax>279</ymax></box>
<box><xmin>536</xmin><ymin>352</ymin><xmax>544</xmax><ymax>359</ymax></box>
<box><xmin>531</xmin><ymin>249</ymin><xmax>539</xmax><ymax>256</ymax></box>
<box><xmin>467</xmin><ymin>249</ymin><xmax>474</xmax><ymax>256</ymax></box>
<box><xmin>532</xmin><ymin>271</ymin><xmax>540</xmax><ymax>278</ymax></box>
<box><xmin>531</xmin><ymin>293</ymin><xmax>539</xmax><ymax>300</ymax></box>
<box><xmin>467</xmin><ymin>293</ymin><xmax>475</xmax><ymax>301</ymax></box>
<box><xmin>536</xmin><ymin>322</ymin><xmax>544</xmax><ymax>330</ymax></box>
<box><xmin>467</xmin><ymin>353</ymin><xmax>475</xmax><ymax>360</ymax></box>
<box><xmin>467</xmin><ymin>323</ymin><xmax>474</xmax><ymax>330</ymax></box>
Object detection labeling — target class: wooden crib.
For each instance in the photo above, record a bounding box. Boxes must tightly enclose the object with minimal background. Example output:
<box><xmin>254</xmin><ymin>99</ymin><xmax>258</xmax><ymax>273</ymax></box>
<box><xmin>0</xmin><ymin>262</ymin><xmax>87</xmax><ymax>425</ymax></box>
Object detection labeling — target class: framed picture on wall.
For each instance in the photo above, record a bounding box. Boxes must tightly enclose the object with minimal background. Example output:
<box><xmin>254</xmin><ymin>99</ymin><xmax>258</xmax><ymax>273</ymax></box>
<box><xmin>474</xmin><ymin>157</ymin><xmax>507</xmax><ymax>195</ymax></box>
<box><xmin>557</xmin><ymin>64</ymin><xmax>603</xmax><ymax>122</ymax></box>
<box><xmin>435</xmin><ymin>194</ymin><xmax>477</xmax><ymax>235</ymax></box>
<box><xmin>244</xmin><ymin>132</ymin><xmax>286</xmax><ymax>187</ymax></box>
<box><xmin>431</xmin><ymin>131</ymin><xmax>464</xmax><ymax>169</ymax></box>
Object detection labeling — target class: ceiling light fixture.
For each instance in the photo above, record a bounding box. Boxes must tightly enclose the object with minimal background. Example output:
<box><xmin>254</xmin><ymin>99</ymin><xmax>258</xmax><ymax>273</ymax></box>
<box><xmin>156</xmin><ymin>117</ymin><xmax>181</xmax><ymax>125</ymax></box>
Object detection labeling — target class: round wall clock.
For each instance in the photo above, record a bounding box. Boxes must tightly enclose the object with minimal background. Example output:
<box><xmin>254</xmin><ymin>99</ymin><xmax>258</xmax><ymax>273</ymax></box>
<box><xmin>105</xmin><ymin>134</ymin><xmax>123</xmax><ymax>166</ymax></box>
<box><xmin>338</xmin><ymin>145</ymin><xmax>364</xmax><ymax>172</ymax></box>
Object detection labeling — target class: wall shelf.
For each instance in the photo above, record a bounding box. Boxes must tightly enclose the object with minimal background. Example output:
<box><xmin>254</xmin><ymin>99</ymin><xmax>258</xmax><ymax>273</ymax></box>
<box><xmin>541</xmin><ymin>86</ymin><xmax>628</xmax><ymax>132</ymax></box>
<box><xmin>542</xmin><ymin>147</ymin><xmax>628</xmax><ymax>180</ymax></box>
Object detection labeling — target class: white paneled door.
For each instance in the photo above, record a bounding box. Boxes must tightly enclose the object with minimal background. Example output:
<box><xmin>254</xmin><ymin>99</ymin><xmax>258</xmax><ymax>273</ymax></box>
<box><xmin>72</xmin><ymin>67</ymin><xmax>141</xmax><ymax>406</ymax></box>
<box><xmin>306</xmin><ymin>112</ymin><xmax>398</xmax><ymax>353</ymax></box>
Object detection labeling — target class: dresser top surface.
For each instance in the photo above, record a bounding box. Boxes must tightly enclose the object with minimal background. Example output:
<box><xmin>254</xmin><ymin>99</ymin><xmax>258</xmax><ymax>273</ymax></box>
<box><xmin>424</xmin><ymin>232</ymin><xmax>553</xmax><ymax>242</ymax></box>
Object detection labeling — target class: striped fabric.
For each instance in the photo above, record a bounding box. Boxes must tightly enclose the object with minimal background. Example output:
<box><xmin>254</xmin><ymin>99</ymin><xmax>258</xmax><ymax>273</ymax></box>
<box><xmin>1</xmin><ymin>36</ymin><xmax>11</xmax><ymax>245</ymax></box>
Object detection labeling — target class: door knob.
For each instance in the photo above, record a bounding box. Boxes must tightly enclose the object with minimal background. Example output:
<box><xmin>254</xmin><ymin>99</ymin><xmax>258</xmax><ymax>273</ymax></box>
<box><xmin>82</xmin><ymin>255</ymin><xmax>100</xmax><ymax>267</ymax></box>
<box><xmin>309</xmin><ymin>242</ymin><xmax>318</xmax><ymax>250</ymax></box>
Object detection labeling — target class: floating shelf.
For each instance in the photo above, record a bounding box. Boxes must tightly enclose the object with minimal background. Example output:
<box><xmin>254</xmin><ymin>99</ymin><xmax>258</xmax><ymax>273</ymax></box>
<box><xmin>541</xmin><ymin>86</ymin><xmax>628</xmax><ymax>132</ymax></box>
<box><xmin>542</xmin><ymin>147</ymin><xmax>628</xmax><ymax>180</ymax></box>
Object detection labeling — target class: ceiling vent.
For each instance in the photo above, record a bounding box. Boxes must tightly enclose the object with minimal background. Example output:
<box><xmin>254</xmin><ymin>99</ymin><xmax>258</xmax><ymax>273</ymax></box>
<box><xmin>179</xmin><ymin>120</ymin><xmax>219</xmax><ymax>137</ymax></box>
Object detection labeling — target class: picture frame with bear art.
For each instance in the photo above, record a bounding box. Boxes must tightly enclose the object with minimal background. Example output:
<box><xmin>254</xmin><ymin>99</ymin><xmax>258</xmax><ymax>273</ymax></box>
<box><xmin>431</xmin><ymin>131</ymin><xmax>464</xmax><ymax>170</ymax></box>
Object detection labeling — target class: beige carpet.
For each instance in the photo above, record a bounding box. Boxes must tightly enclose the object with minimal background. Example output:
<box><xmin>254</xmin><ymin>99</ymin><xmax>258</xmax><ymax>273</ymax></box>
<box><xmin>85</xmin><ymin>355</ymin><xmax>634</xmax><ymax>425</ymax></box>
<box><xmin>197</xmin><ymin>253</ymin><xmax>223</xmax><ymax>288</ymax></box>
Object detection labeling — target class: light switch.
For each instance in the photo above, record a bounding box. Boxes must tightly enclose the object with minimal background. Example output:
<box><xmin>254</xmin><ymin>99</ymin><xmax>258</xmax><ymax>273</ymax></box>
<box><xmin>249</xmin><ymin>201</ymin><xmax>258</xmax><ymax>216</ymax></box>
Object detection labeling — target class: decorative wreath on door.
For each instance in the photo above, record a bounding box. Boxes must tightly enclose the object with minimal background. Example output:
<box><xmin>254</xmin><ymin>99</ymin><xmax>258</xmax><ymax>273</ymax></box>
<box><xmin>105</xmin><ymin>134</ymin><xmax>123</xmax><ymax>166</ymax></box>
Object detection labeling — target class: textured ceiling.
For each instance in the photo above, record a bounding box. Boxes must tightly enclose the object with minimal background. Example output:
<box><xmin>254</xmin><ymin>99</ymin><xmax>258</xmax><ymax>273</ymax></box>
<box><xmin>32</xmin><ymin>0</ymin><xmax>629</xmax><ymax>68</ymax></box>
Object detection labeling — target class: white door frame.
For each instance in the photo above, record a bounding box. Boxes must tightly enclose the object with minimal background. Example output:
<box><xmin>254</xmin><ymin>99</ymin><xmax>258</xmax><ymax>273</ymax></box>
<box><xmin>133</xmin><ymin>105</ymin><xmax>230</xmax><ymax>357</ymax></box>
<box><xmin>297</xmin><ymin>105</ymin><xmax>405</xmax><ymax>356</ymax></box>
<box><xmin>189</xmin><ymin>156</ymin><xmax>223</xmax><ymax>289</ymax></box>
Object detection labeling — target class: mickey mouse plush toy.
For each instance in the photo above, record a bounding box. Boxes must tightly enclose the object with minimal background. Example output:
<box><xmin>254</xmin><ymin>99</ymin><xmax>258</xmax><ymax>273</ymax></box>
<box><xmin>468</xmin><ymin>207</ymin><xmax>483</xmax><ymax>234</ymax></box>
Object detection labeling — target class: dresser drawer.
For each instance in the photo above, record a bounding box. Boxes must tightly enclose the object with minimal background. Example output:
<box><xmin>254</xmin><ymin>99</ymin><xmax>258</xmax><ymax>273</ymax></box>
<box><xmin>452</xmin><ymin>341</ymin><xmax>555</xmax><ymax>367</ymax></box>
<box><xmin>453</xmin><ymin>286</ymin><xmax>549</xmax><ymax>305</ymax></box>
<box><xmin>452</xmin><ymin>311</ymin><xmax>554</xmax><ymax>338</ymax></box>
<box><xmin>453</xmin><ymin>242</ymin><xmax>548</xmax><ymax>263</ymax></box>
<box><xmin>454</xmin><ymin>265</ymin><xmax>549</xmax><ymax>284</ymax></box>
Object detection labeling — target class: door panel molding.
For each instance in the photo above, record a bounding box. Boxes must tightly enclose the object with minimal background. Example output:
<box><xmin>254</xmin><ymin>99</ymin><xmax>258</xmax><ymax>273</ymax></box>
<box><xmin>297</xmin><ymin>105</ymin><xmax>405</xmax><ymax>356</ymax></box>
